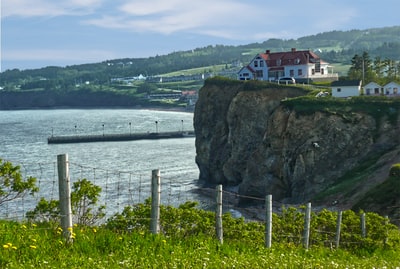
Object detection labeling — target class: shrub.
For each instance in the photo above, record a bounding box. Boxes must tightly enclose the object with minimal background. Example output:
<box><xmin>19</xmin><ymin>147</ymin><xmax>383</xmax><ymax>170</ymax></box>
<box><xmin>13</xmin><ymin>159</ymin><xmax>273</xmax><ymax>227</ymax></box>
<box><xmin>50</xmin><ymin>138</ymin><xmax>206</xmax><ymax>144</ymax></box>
<box><xmin>0</xmin><ymin>159</ymin><xmax>38</xmax><ymax>206</ymax></box>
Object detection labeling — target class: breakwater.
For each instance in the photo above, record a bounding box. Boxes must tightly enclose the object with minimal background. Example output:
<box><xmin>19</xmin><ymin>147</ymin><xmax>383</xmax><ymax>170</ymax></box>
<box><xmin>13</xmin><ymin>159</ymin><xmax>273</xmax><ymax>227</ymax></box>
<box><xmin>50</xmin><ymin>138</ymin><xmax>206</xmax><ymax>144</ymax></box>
<box><xmin>48</xmin><ymin>131</ymin><xmax>195</xmax><ymax>144</ymax></box>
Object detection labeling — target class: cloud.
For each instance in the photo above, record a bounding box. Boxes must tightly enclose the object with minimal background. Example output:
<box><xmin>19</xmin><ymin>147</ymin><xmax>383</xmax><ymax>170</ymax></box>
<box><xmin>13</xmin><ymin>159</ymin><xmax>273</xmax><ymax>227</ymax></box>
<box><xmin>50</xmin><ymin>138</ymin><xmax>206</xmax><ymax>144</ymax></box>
<box><xmin>1</xmin><ymin>0</ymin><xmax>103</xmax><ymax>18</ymax></box>
<box><xmin>84</xmin><ymin>0</ymin><xmax>265</xmax><ymax>38</ymax></box>
<box><xmin>82</xmin><ymin>0</ymin><xmax>364</xmax><ymax>41</ymax></box>
<box><xmin>2</xmin><ymin>0</ymin><xmax>368</xmax><ymax>42</ymax></box>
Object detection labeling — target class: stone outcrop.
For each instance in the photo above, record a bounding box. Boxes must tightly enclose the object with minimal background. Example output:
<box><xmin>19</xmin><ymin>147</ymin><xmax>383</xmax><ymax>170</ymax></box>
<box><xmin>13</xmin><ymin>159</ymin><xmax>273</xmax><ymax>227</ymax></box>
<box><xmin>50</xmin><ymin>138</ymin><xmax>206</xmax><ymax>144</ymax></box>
<box><xmin>194</xmin><ymin>78</ymin><xmax>400</xmax><ymax>211</ymax></box>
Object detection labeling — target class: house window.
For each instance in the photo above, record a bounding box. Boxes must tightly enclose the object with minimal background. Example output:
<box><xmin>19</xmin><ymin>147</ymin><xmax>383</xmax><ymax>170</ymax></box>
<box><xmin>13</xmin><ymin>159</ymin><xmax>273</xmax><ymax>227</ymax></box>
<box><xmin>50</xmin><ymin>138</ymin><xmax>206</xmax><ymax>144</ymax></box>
<box><xmin>394</xmin><ymin>88</ymin><xmax>398</xmax><ymax>94</ymax></box>
<box><xmin>254</xmin><ymin>61</ymin><xmax>258</xmax><ymax>67</ymax></box>
<box><xmin>260</xmin><ymin>61</ymin><xmax>264</xmax><ymax>67</ymax></box>
<box><xmin>374</xmin><ymin>88</ymin><xmax>380</xmax><ymax>94</ymax></box>
<box><xmin>298</xmin><ymin>69</ymin><xmax>302</xmax><ymax>76</ymax></box>
<box><xmin>336</xmin><ymin>88</ymin><xmax>341</xmax><ymax>92</ymax></box>
<box><xmin>315</xmin><ymin>60</ymin><xmax>321</xmax><ymax>72</ymax></box>
<box><xmin>289</xmin><ymin>70</ymin><xmax>294</xmax><ymax>77</ymax></box>
<box><xmin>321</xmin><ymin>68</ymin><xmax>324</xmax><ymax>75</ymax></box>
<box><xmin>312</xmin><ymin>69</ymin><xmax>315</xmax><ymax>75</ymax></box>
<box><xmin>256</xmin><ymin>70</ymin><xmax>263</xmax><ymax>78</ymax></box>
<box><xmin>277</xmin><ymin>59</ymin><xmax>281</xmax><ymax>66</ymax></box>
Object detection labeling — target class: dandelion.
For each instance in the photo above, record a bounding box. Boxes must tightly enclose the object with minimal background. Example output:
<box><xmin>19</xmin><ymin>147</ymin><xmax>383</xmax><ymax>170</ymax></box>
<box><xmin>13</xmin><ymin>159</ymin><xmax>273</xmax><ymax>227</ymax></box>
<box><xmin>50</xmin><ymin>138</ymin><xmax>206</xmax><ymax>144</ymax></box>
<box><xmin>58</xmin><ymin>240</ymin><xmax>63</xmax><ymax>245</ymax></box>
<box><xmin>162</xmin><ymin>239</ymin><xmax>167</xmax><ymax>244</ymax></box>
<box><xmin>3</xmin><ymin>243</ymin><xmax>17</xmax><ymax>250</ymax></box>
<box><xmin>21</xmin><ymin>224</ymin><xmax>27</xmax><ymax>229</ymax></box>
<box><xmin>29</xmin><ymin>245</ymin><xmax>37</xmax><ymax>249</ymax></box>
<box><xmin>93</xmin><ymin>228</ymin><xmax>97</xmax><ymax>233</ymax></box>
<box><xmin>31</xmin><ymin>239</ymin><xmax>37</xmax><ymax>243</ymax></box>
<box><xmin>31</xmin><ymin>223</ymin><xmax>37</xmax><ymax>228</ymax></box>
<box><xmin>73</xmin><ymin>223</ymin><xmax>78</xmax><ymax>227</ymax></box>
<box><xmin>118</xmin><ymin>236</ymin><xmax>123</xmax><ymax>240</ymax></box>
<box><xmin>67</xmin><ymin>227</ymin><xmax>73</xmax><ymax>232</ymax></box>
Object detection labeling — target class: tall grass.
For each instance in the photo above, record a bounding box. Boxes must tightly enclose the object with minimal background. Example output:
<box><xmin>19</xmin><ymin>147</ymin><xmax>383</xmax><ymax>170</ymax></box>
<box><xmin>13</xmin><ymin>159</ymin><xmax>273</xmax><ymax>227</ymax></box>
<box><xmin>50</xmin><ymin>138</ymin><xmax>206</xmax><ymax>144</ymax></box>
<box><xmin>1</xmin><ymin>201</ymin><xmax>400</xmax><ymax>268</ymax></box>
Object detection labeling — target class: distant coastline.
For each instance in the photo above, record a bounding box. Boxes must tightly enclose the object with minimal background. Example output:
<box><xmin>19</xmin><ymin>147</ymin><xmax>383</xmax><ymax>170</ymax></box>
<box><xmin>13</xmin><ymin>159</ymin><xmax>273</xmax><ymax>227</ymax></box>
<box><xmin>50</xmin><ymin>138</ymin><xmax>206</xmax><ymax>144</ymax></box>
<box><xmin>0</xmin><ymin>90</ymin><xmax>195</xmax><ymax>112</ymax></box>
<box><xmin>0</xmin><ymin>105</ymin><xmax>194</xmax><ymax>113</ymax></box>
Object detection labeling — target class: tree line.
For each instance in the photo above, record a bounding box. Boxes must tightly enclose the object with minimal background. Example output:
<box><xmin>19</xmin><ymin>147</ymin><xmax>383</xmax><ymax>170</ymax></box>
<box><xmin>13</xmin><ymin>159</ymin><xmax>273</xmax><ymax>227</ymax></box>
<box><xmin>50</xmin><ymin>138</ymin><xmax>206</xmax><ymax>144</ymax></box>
<box><xmin>347</xmin><ymin>51</ymin><xmax>400</xmax><ymax>84</ymax></box>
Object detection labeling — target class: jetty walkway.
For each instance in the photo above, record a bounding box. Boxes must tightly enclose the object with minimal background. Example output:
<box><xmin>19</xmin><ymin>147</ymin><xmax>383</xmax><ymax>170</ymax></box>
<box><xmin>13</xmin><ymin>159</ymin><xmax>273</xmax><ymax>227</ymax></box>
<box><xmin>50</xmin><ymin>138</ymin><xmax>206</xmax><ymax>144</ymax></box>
<box><xmin>48</xmin><ymin>131</ymin><xmax>195</xmax><ymax>144</ymax></box>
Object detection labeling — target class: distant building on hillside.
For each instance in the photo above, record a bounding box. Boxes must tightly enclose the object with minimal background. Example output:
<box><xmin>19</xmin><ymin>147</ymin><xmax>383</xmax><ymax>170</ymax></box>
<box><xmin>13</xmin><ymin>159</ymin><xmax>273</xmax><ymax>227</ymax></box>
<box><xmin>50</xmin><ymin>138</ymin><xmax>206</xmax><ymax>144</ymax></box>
<box><xmin>237</xmin><ymin>48</ymin><xmax>338</xmax><ymax>83</ymax></box>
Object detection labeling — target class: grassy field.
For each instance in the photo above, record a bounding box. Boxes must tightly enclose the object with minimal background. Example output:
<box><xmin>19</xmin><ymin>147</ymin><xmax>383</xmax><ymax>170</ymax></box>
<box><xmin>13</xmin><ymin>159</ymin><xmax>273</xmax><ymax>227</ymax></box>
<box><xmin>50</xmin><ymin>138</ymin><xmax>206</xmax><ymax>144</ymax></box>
<box><xmin>2</xmin><ymin>200</ymin><xmax>400</xmax><ymax>268</ymax></box>
<box><xmin>1</xmin><ymin>220</ymin><xmax>399</xmax><ymax>268</ymax></box>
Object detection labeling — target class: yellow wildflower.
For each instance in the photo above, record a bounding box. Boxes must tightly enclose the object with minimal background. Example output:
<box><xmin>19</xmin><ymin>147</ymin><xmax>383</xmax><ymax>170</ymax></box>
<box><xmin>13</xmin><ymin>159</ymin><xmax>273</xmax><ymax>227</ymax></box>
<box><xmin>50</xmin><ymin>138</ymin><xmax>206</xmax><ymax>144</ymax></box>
<box><xmin>21</xmin><ymin>224</ymin><xmax>27</xmax><ymax>229</ymax></box>
<box><xmin>29</xmin><ymin>245</ymin><xmax>37</xmax><ymax>249</ymax></box>
<box><xmin>93</xmin><ymin>228</ymin><xmax>97</xmax><ymax>233</ymax></box>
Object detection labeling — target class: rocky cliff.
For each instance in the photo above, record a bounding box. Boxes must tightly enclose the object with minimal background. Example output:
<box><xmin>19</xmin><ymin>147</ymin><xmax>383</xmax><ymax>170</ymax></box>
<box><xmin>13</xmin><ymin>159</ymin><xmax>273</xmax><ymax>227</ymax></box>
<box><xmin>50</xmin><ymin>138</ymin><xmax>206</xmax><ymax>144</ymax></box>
<box><xmin>194</xmin><ymin>78</ymin><xmax>400</xmax><ymax>217</ymax></box>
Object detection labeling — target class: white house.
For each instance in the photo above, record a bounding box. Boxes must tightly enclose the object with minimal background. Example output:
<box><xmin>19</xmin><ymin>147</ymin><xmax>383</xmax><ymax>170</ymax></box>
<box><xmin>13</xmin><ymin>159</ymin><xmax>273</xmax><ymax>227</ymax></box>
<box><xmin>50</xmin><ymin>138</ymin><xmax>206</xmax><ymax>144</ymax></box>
<box><xmin>331</xmin><ymin>80</ymin><xmax>362</xmax><ymax>98</ymax></box>
<box><xmin>237</xmin><ymin>48</ymin><xmax>338</xmax><ymax>83</ymax></box>
<box><xmin>363</xmin><ymin>82</ymin><xmax>382</xmax><ymax>96</ymax></box>
<box><xmin>383</xmin><ymin>82</ymin><xmax>400</xmax><ymax>96</ymax></box>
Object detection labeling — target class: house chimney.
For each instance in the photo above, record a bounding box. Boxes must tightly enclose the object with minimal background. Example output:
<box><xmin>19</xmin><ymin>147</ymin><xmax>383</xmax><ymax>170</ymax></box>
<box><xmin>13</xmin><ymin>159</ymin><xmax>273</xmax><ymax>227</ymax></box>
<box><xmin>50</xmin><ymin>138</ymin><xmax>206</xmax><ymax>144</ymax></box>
<box><xmin>266</xmin><ymin>50</ymin><xmax>270</xmax><ymax>54</ymax></box>
<box><xmin>291</xmin><ymin>48</ymin><xmax>296</xmax><ymax>52</ymax></box>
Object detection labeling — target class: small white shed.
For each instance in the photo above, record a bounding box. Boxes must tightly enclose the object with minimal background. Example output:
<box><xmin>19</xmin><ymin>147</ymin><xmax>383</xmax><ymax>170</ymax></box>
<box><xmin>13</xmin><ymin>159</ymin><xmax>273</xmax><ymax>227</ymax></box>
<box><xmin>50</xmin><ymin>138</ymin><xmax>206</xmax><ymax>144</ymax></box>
<box><xmin>331</xmin><ymin>80</ymin><xmax>362</xmax><ymax>98</ymax></box>
<box><xmin>363</xmin><ymin>82</ymin><xmax>382</xmax><ymax>96</ymax></box>
<box><xmin>383</xmin><ymin>82</ymin><xmax>400</xmax><ymax>96</ymax></box>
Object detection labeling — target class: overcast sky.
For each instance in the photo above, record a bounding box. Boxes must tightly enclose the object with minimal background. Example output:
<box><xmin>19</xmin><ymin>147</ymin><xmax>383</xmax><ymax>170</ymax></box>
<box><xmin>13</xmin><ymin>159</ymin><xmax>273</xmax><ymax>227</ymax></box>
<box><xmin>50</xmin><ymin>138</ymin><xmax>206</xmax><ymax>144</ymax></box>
<box><xmin>1</xmin><ymin>0</ymin><xmax>399</xmax><ymax>71</ymax></box>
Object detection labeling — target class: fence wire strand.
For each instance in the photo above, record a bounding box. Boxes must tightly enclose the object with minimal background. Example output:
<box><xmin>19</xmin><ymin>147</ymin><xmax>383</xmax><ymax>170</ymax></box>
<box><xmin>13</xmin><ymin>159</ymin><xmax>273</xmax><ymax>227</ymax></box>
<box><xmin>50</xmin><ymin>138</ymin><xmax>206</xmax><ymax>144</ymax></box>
<box><xmin>1</xmin><ymin>158</ymin><xmax>399</xmax><ymax>248</ymax></box>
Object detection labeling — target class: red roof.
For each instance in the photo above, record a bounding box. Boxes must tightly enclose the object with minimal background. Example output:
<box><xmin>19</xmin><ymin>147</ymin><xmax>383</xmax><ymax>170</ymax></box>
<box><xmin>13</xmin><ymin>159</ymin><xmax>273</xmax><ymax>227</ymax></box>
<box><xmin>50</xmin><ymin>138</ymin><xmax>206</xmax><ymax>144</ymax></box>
<box><xmin>259</xmin><ymin>49</ymin><xmax>326</xmax><ymax>67</ymax></box>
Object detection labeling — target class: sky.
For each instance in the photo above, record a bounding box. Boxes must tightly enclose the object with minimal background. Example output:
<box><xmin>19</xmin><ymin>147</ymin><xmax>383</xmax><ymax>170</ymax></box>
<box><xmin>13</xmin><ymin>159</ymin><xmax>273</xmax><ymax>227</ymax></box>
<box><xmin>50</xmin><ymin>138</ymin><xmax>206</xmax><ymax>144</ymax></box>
<box><xmin>1</xmin><ymin>0</ymin><xmax>399</xmax><ymax>72</ymax></box>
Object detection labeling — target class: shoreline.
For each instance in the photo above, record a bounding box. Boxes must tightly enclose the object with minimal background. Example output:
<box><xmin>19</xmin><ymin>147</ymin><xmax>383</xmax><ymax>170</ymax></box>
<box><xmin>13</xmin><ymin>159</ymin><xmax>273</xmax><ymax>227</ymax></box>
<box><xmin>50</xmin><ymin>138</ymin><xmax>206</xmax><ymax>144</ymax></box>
<box><xmin>0</xmin><ymin>105</ymin><xmax>194</xmax><ymax>113</ymax></box>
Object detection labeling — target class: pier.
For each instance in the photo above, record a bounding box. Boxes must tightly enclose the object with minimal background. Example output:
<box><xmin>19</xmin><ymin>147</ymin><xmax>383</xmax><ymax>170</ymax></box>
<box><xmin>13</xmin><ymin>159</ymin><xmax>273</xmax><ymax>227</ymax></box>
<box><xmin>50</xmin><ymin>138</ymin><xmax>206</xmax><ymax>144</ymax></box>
<box><xmin>48</xmin><ymin>131</ymin><xmax>195</xmax><ymax>144</ymax></box>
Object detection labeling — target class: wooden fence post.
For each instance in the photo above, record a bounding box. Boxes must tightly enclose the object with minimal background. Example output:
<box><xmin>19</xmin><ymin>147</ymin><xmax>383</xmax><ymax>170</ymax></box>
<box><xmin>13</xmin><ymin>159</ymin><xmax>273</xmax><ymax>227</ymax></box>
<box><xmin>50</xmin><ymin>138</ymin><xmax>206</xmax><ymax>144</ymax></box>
<box><xmin>57</xmin><ymin>154</ymin><xmax>73</xmax><ymax>243</ymax></box>
<box><xmin>265</xmin><ymin>194</ymin><xmax>272</xmax><ymax>248</ymax></box>
<box><xmin>150</xmin><ymin>169</ymin><xmax>161</xmax><ymax>234</ymax></box>
<box><xmin>335</xmin><ymin>211</ymin><xmax>342</xmax><ymax>249</ymax></box>
<box><xmin>216</xmin><ymin>184</ymin><xmax>223</xmax><ymax>244</ymax></box>
<box><xmin>303</xmin><ymin>202</ymin><xmax>311</xmax><ymax>249</ymax></box>
<box><xmin>384</xmin><ymin>216</ymin><xmax>389</xmax><ymax>246</ymax></box>
<box><xmin>360</xmin><ymin>213</ymin><xmax>366</xmax><ymax>238</ymax></box>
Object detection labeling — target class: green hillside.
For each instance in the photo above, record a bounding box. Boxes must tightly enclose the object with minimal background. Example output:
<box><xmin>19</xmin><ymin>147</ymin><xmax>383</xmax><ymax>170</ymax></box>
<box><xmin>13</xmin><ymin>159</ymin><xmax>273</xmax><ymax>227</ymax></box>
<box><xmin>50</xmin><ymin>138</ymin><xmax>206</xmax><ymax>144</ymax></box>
<box><xmin>0</xmin><ymin>26</ymin><xmax>399</xmax><ymax>109</ymax></box>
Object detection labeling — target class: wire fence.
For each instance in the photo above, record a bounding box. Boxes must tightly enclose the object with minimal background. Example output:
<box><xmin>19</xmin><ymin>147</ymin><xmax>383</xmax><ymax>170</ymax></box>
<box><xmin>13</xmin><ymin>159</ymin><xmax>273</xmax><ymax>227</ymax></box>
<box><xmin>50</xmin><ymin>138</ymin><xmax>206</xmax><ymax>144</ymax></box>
<box><xmin>0</xmin><ymin>156</ymin><xmax>206</xmax><ymax>221</ymax></box>
<box><xmin>1</xmin><ymin>154</ymin><xmax>399</xmax><ymax>249</ymax></box>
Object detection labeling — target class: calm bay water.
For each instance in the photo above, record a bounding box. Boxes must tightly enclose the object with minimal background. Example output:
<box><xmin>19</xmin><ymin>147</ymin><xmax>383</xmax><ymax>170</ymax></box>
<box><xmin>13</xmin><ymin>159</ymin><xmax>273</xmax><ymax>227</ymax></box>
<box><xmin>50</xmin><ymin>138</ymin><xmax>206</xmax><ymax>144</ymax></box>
<box><xmin>0</xmin><ymin>109</ymin><xmax>202</xmax><ymax>219</ymax></box>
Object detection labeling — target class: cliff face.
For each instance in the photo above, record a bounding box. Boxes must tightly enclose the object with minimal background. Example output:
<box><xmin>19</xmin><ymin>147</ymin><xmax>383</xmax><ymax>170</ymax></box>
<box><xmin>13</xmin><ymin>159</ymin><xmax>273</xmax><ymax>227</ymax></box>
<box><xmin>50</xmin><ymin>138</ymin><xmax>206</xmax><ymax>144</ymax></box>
<box><xmin>194</xmin><ymin>78</ymin><xmax>400</xmax><ymax>210</ymax></box>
